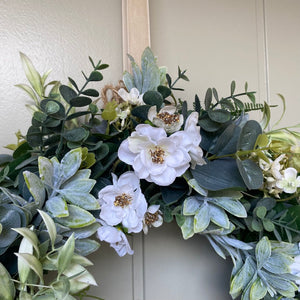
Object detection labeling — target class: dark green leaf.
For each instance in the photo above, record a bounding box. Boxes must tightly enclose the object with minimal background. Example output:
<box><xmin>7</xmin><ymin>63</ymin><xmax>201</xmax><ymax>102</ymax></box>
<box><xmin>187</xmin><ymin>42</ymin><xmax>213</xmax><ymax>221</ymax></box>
<box><xmin>157</xmin><ymin>85</ymin><xmax>171</xmax><ymax>98</ymax></box>
<box><xmin>166</xmin><ymin>74</ymin><xmax>172</xmax><ymax>87</ymax></box>
<box><xmin>70</xmin><ymin>96</ymin><xmax>92</xmax><ymax>107</ymax></box>
<box><xmin>230</xmin><ymin>81</ymin><xmax>236</xmax><ymax>95</ymax></box>
<box><xmin>143</xmin><ymin>91</ymin><xmax>163</xmax><ymax>109</ymax></box>
<box><xmin>191</xmin><ymin>158</ymin><xmax>246</xmax><ymax>191</ymax></box>
<box><xmin>131</xmin><ymin>105</ymin><xmax>151</xmax><ymax>120</ymax></box>
<box><xmin>247</xmin><ymin>92</ymin><xmax>256</xmax><ymax>104</ymax></box>
<box><xmin>33</xmin><ymin>111</ymin><xmax>47</xmax><ymax>122</ymax></box>
<box><xmin>97</xmin><ymin>63</ymin><xmax>109</xmax><ymax>70</ymax></box>
<box><xmin>198</xmin><ymin>115</ymin><xmax>223</xmax><ymax>132</ymax></box>
<box><xmin>59</xmin><ymin>85</ymin><xmax>77</xmax><ymax>103</ymax></box>
<box><xmin>233</xmin><ymin>98</ymin><xmax>244</xmax><ymax>110</ymax></box>
<box><xmin>63</xmin><ymin>127</ymin><xmax>88</xmax><ymax>142</ymax></box>
<box><xmin>236</xmin><ymin>159</ymin><xmax>263</xmax><ymax>190</ymax></box>
<box><xmin>194</xmin><ymin>95</ymin><xmax>201</xmax><ymax>113</ymax></box>
<box><xmin>238</xmin><ymin>120</ymin><xmax>262</xmax><ymax>151</ymax></box>
<box><xmin>204</xmin><ymin>88</ymin><xmax>212</xmax><ymax>110</ymax></box>
<box><xmin>212</xmin><ymin>88</ymin><xmax>219</xmax><ymax>102</ymax></box>
<box><xmin>68</xmin><ymin>77</ymin><xmax>79</xmax><ymax>91</ymax></box>
<box><xmin>207</xmin><ymin>109</ymin><xmax>231</xmax><ymax>123</ymax></box>
<box><xmin>88</xmin><ymin>71</ymin><xmax>103</xmax><ymax>82</ymax></box>
<box><xmin>27</xmin><ymin>126</ymin><xmax>42</xmax><ymax>147</ymax></box>
<box><xmin>82</xmin><ymin>89</ymin><xmax>99</xmax><ymax>97</ymax></box>
<box><xmin>66</xmin><ymin>111</ymin><xmax>91</xmax><ymax>121</ymax></box>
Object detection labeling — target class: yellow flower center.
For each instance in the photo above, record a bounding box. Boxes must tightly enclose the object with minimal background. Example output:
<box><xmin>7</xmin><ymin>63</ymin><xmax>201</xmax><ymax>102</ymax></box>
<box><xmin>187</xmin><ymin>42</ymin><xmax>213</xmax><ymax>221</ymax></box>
<box><xmin>157</xmin><ymin>112</ymin><xmax>180</xmax><ymax>125</ymax></box>
<box><xmin>149</xmin><ymin>146</ymin><xmax>165</xmax><ymax>164</ymax></box>
<box><xmin>145</xmin><ymin>211</ymin><xmax>159</xmax><ymax>225</ymax></box>
<box><xmin>114</xmin><ymin>193</ymin><xmax>132</xmax><ymax>207</ymax></box>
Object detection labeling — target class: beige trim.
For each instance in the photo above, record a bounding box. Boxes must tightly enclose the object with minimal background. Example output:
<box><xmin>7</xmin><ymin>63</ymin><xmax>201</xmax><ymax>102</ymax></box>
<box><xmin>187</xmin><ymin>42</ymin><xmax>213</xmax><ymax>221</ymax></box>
<box><xmin>122</xmin><ymin>0</ymin><xmax>151</xmax><ymax>71</ymax></box>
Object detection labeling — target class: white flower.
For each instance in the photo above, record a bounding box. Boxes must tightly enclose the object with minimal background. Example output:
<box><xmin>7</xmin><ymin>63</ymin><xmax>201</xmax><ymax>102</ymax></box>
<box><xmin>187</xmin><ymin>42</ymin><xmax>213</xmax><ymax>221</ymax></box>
<box><xmin>98</xmin><ymin>171</ymin><xmax>147</xmax><ymax>233</ymax></box>
<box><xmin>148</xmin><ymin>105</ymin><xmax>184</xmax><ymax>133</ymax></box>
<box><xmin>171</xmin><ymin>112</ymin><xmax>206</xmax><ymax>168</ymax></box>
<box><xmin>117</xmin><ymin>88</ymin><xmax>144</xmax><ymax>105</ymax></box>
<box><xmin>143</xmin><ymin>205</ymin><xmax>163</xmax><ymax>234</ymax></box>
<box><xmin>276</xmin><ymin>167</ymin><xmax>300</xmax><ymax>194</ymax></box>
<box><xmin>97</xmin><ymin>223</ymin><xmax>134</xmax><ymax>257</ymax></box>
<box><xmin>118</xmin><ymin>124</ymin><xmax>191</xmax><ymax>186</ymax></box>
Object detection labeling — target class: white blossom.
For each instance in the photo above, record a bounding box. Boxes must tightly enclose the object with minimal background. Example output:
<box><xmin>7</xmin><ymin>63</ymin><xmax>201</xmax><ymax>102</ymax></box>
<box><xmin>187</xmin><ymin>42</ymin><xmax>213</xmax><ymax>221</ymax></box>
<box><xmin>118</xmin><ymin>124</ymin><xmax>191</xmax><ymax>186</ymax></box>
<box><xmin>117</xmin><ymin>88</ymin><xmax>144</xmax><ymax>105</ymax></box>
<box><xmin>171</xmin><ymin>112</ymin><xmax>206</xmax><ymax>168</ymax></box>
<box><xmin>98</xmin><ymin>172</ymin><xmax>147</xmax><ymax>233</ymax></box>
<box><xmin>97</xmin><ymin>223</ymin><xmax>133</xmax><ymax>257</ymax></box>
<box><xmin>276</xmin><ymin>167</ymin><xmax>300</xmax><ymax>194</ymax></box>
<box><xmin>143</xmin><ymin>205</ymin><xmax>163</xmax><ymax>234</ymax></box>
<box><xmin>148</xmin><ymin>105</ymin><xmax>184</xmax><ymax>133</ymax></box>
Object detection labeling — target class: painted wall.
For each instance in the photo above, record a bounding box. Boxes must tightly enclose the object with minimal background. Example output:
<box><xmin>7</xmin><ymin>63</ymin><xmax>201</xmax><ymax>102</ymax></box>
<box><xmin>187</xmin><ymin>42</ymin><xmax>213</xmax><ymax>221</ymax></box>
<box><xmin>0</xmin><ymin>1</ymin><xmax>300</xmax><ymax>300</ymax></box>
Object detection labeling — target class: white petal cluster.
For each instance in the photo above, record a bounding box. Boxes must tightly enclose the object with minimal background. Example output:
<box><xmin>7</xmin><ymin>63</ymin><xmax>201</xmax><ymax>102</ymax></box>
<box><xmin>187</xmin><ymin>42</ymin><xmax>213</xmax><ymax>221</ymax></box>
<box><xmin>118</xmin><ymin>124</ymin><xmax>191</xmax><ymax>186</ymax></box>
<box><xmin>259</xmin><ymin>154</ymin><xmax>300</xmax><ymax>196</ymax></box>
<box><xmin>118</xmin><ymin>87</ymin><xmax>144</xmax><ymax>105</ymax></box>
<box><xmin>148</xmin><ymin>105</ymin><xmax>184</xmax><ymax>133</ymax></box>
<box><xmin>98</xmin><ymin>172</ymin><xmax>147</xmax><ymax>233</ymax></box>
<box><xmin>172</xmin><ymin>112</ymin><xmax>206</xmax><ymax>168</ymax></box>
<box><xmin>97</xmin><ymin>223</ymin><xmax>134</xmax><ymax>257</ymax></box>
<box><xmin>143</xmin><ymin>205</ymin><xmax>163</xmax><ymax>234</ymax></box>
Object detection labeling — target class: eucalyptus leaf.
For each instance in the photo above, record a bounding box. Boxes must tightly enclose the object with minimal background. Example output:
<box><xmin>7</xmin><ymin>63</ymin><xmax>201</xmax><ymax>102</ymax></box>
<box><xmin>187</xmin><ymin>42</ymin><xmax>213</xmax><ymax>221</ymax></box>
<box><xmin>238</xmin><ymin>120</ymin><xmax>262</xmax><ymax>151</ymax></box>
<box><xmin>0</xmin><ymin>262</ymin><xmax>15</xmax><ymax>300</ymax></box>
<box><xmin>237</xmin><ymin>159</ymin><xmax>263</xmax><ymax>190</ymax></box>
<box><xmin>59</xmin><ymin>85</ymin><xmax>77</xmax><ymax>103</ymax></box>
<box><xmin>70</xmin><ymin>96</ymin><xmax>92</xmax><ymax>107</ymax></box>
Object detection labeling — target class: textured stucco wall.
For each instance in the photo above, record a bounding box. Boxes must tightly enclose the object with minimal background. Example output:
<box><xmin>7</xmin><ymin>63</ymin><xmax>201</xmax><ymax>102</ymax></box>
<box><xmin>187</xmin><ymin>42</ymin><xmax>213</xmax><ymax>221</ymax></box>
<box><xmin>0</xmin><ymin>0</ymin><xmax>123</xmax><ymax>152</ymax></box>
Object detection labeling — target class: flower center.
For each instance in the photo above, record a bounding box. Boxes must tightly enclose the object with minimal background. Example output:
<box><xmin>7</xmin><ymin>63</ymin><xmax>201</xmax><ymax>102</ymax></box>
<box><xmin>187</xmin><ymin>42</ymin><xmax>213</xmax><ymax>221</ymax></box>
<box><xmin>145</xmin><ymin>211</ymin><xmax>159</xmax><ymax>225</ymax></box>
<box><xmin>149</xmin><ymin>146</ymin><xmax>165</xmax><ymax>164</ymax></box>
<box><xmin>114</xmin><ymin>193</ymin><xmax>132</xmax><ymax>207</ymax></box>
<box><xmin>157</xmin><ymin>112</ymin><xmax>180</xmax><ymax>125</ymax></box>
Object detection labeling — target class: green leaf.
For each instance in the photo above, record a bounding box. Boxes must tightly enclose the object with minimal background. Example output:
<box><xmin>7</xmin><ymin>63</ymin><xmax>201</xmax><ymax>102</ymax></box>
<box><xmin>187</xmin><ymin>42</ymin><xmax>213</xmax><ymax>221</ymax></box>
<box><xmin>23</xmin><ymin>171</ymin><xmax>45</xmax><ymax>207</ymax></box>
<box><xmin>230</xmin><ymin>81</ymin><xmax>236</xmax><ymax>95</ymax></box>
<box><xmin>19</xmin><ymin>291</ymin><xmax>33</xmax><ymax>300</ymax></box>
<box><xmin>157</xmin><ymin>85</ymin><xmax>171</xmax><ymax>98</ymax></box>
<box><xmin>264</xmin><ymin>252</ymin><xmax>293</xmax><ymax>274</ymax></box>
<box><xmin>191</xmin><ymin>159</ymin><xmax>246</xmax><ymax>191</ymax></box>
<box><xmin>27</xmin><ymin>126</ymin><xmax>43</xmax><ymax>147</ymax></box>
<box><xmin>15</xmin><ymin>84</ymin><xmax>39</xmax><ymax>105</ymax></box>
<box><xmin>0</xmin><ymin>205</ymin><xmax>21</xmax><ymax>248</ymax></box>
<box><xmin>255</xmin><ymin>206</ymin><xmax>267</xmax><ymax>219</ymax></box>
<box><xmin>59</xmin><ymin>85</ymin><xmax>77</xmax><ymax>103</ymax></box>
<box><xmin>51</xmin><ymin>277</ymin><xmax>71</xmax><ymax>299</ymax></box>
<box><xmin>209</xmin><ymin>205</ymin><xmax>229</xmax><ymax>228</ymax></box>
<box><xmin>198</xmin><ymin>115</ymin><xmax>223</xmax><ymax>132</ymax></box>
<box><xmin>46</xmin><ymin>196</ymin><xmax>69</xmax><ymax>218</ymax></box>
<box><xmin>33</xmin><ymin>111</ymin><xmax>47</xmax><ymax>122</ymax></box>
<box><xmin>88</xmin><ymin>71</ymin><xmax>103</xmax><ymax>81</ymax></box>
<box><xmin>82</xmin><ymin>89</ymin><xmax>99</xmax><ymax>97</ymax></box>
<box><xmin>59</xmin><ymin>148</ymin><xmax>82</xmax><ymax>183</ymax></box>
<box><xmin>12</xmin><ymin>227</ymin><xmax>39</xmax><ymax>257</ymax></box>
<box><xmin>131</xmin><ymin>105</ymin><xmax>151</xmax><ymax>120</ymax></box>
<box><xmin>204</xmin><ymin>88</ymin><xmax>212</xmax><ymax>110</ymax></box>
<box><xmin>15</xmin><ymin>253</ymin><xmax>43</xmax><ymax>283</ymax></box>
<box><xmin>20</xmin><ymin>52</ymin><xmax>43</xmax><ymax>97</ymax></box>
<box><xmin>207</xmin><ymin>109</ymin><xmax>231</xmax><ymax>123</ymax></box>
<box><xmin>63</xmin><ymin>127</ymin><xmax>88</xmax><ymax>142</ymax></box>
<box><xmin>260</xmin><ymin>101</ymin><xmax>271</xmax><ymax>130</ymax></box>
<box><xmin>230</xmin><ymin>257</ymin><xmax>255</xmax><ymax>299</ymax></box>
<box><xmin>68</xmin><ymin>77</ymin><xmax>79</xmax><ymax>91</ymax></box>
<box><xmin>70</xmin><ymin>96</ymin><xmax>92</xmax><ymax>107</ymax></box>
<box><xmin>180</xmin><ymin>216</ymin><xmax>194</xmax><ymax>240</ymax></box>
<box><xmin>143</xmin><ymin>91</ymin><xmax>163</xmax><ymax>109</ymax></box>
<box><xmin>74</xmin><ymin>239</ymin><xmax>100</xmax><ymax>256</ymax></box>
<box><xmin>17</xmin><ymin>234</ymin><xmax>33</xmax><ymax>283</ymax></box>
<box><xmin>194</xmin><ymin>203</ymin><xmax>210</xmax><ymax>232</ymax></box>
<box><xmin>236</xmin><ymin>159</ymin><xmax>263</xmax><ymax>190</ymax></box>
<box><xmin>238</xmin><ymin>120</ymin><xmax>262</xmax><ymax>151</ymax></box>
<box><xmin>0</xmin><ymin>262</ymin><xmax>15</xmax><ymax>300</ymax></box>
<box><xmin>250</xmin><ymin>278</ymin><xmax>267</xmax><ymax>300</ymax></box>
<box><xmin>255</xmin><ymin>236</ymin><xmax>271</xmax><ymax>269</ymax></box>
<box><xmin>58</xmin><ymin>234</ymin><xmax>75</xmax><ymax>274</ymax></box>
<box><xmin>210</xmin><ymin>197</ymin><xmax>247</xmax><ymax>218</ymax></box>
<box><xmin>38</xmin><ymin>209</ymin><xmax>57</xmax><ymax>249</ymax></box>
<box><xmin>183</xmin><ymin>197</ymin><xmax>201</xmax><ymax>215</ymax></box>
<box><xmin>55</xmin><ymin>205</ymin><xmax>95</xmax><ymax>228</ymax></box>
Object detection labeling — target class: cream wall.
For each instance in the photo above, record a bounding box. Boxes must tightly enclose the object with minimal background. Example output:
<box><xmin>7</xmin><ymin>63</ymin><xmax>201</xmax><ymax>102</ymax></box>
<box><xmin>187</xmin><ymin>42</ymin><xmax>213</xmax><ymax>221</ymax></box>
<box><xmin>0</xmin><ymin>1</ymin><xmax>300</xmax><ymax>300</ymax></box>
<box><xmin>0</xmin><ymin>0</ymin><xmax>123</xmax><ymax>151</ymax></box>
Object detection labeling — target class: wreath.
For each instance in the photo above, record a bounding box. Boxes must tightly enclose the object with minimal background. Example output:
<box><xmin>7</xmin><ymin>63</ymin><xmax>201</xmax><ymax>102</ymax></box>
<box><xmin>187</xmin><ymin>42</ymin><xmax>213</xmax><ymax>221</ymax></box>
<box><xmin>0</xmin><ymin>48</ymin><xmax>300</xmax><ymax>300</ymax></box>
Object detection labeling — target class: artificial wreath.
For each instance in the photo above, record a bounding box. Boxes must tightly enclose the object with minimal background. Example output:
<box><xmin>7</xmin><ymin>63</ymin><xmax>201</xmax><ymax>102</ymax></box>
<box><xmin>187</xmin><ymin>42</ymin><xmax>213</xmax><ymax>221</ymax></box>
<box><xmin>0</xmin><ymin>48</ymin><xmax>300</xmax><ymax>300</ymax></box>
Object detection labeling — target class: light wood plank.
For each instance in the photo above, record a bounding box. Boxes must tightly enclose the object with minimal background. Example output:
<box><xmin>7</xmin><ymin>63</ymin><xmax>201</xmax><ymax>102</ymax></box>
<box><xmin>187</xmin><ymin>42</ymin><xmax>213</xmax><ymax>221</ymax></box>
<box><xmin>122</xmin><ymin>0</ymin><xmax>151</xmax><ymax>70</ymax></box>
